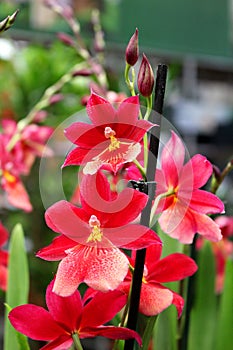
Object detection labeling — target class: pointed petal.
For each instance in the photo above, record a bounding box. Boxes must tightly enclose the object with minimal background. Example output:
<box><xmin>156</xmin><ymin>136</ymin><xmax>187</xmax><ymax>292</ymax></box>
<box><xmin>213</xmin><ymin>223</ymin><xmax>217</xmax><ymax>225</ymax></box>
<box><xmin>36</xmin><ymin>235</ymin><xmax>76</xmax><ymax>261</ymax></box>
<box><xmin>145</xmin><ymin>244</ymin><xmax>162</xmax><ymax>266</ymax></box>
<box><xmin>81</xmin><ymin>290</ymin><xmax>127</xmax><ymax>328</ymax></box>
<box><xmin>159</xmin><ymin>207</ymin><xmax>196</xmax><ymax>244</ymax></box>
<box><xmin>161</xmin><ymin>131</ymin><xmax>185</xmax><ymax>187</ymax></box>
<box><xmin>8</xmin><ymin>305</ymin><xmax>65</xmax><ymax>340</ymax></box>
<box><xmin>80</xmin><ymin>172</ymin><xmax>113</xmax><ymax>211</ymax></box>
<box><xmin>83</xmin><ymin>326</ymin><xmax>141</xmax><ymax>345</ymax></box>
<box><xmin>40</xmin><ymin>336</ymin><xmax>72</xmax><ymax>350</ymax></box>
<box><xmin>139</xmin><ymin>283</ymin><xmax>173</xmax><ymax>316</ymax></box>
<box><xmin>87</xmin><ymin>92</ymin><xmax>116</xmax><ymax>125</ymax></box>
<box><xmin>133</xmin><ymin>119</ymin><xmax>154</xmax><ymax>141</ymax></box>
<box><xmin>172</xmin><ymin>291</ymin><xmax>184</xmax><ymax>318</ymax></box>
<box><xmin>46</xmin><ymin>280</ymin><xmax>82</xmax><ymax>331</ymax></box>
<box><xmin>80</xmin><ymin>175</ymin><xmax>148</xmax><ymax>226</ymax></box>
<box><xmin>104</xmin><ymin>224</ymin><xmax>160</xmax><ymax>248</ymax></box>
<box><xmin>116</xmin><ymin>95</ymin><xmax>140</xmax><ymax>124</ymax></box>
<box><xmin>64</xmin><ymin>122</ymin><xmax>104</xmax><ymax>147</ymax></box>
<box><xmin>121</xmin><ymin>228</ymin><xmax>162</xmax><ymax>249</ymax></box>
<box><xmin>148</xmin><ymin>253</ymin><xmax>197</xmax><ymax>283</ymax></box>
<box><xmin>195</xmin><ymin>212</ymin><xmax>223</xmax><ymax>242</ymax></box>
<box><xmin>62</xmin><ymin>147</ymin><xmax>99</xmax><ymax>167</ymax></box>
<box><xmin>190</xmin><ymin>190</ymin><xmax>224</xmax><ymax>214</ymax></box>
<box><xmin>180</xmin><ymin>154</ymin><xmax>213</xmax><ymax>189</ymax></box>
<box><xmin>45</xmin><ymin>201</ymin><xmax>90</xmax><ymax>244</ymax></box>
<box><xmin>4</xmin><ymin>179</ymin><xmax>32</xmax><ymax>212</ymax></box>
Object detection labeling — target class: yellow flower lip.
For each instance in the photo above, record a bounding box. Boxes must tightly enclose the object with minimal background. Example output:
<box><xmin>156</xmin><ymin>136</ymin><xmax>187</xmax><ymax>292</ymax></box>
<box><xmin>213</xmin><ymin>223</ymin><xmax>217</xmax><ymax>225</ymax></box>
<box><xmin>87</xmin><ymin>215</ymin><xmax>103</xmax><ymax>243</ymax></box>
<box><xmin>104</xmin><ymin>126</ymin><xmax>120</xmax><ymax>152</ymax></box>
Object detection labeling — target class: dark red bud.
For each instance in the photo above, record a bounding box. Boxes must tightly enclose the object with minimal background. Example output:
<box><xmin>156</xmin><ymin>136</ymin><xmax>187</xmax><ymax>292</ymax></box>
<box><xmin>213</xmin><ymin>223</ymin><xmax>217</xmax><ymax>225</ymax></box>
<box><xmin>125</xmin><ymin>28</ymin><xmax>139</xmax><ymax>66</ymax></box>
<box><xmin>137</xmin><ymin>54</ymin><xmax>154</xmax><ymax>97</ymax></box>
<box><xmin>72</xmin><ymin>69</ymin><xmax>93</xmax><ymax>77</ymax></box>
<box><xmin>212</xmin><ymin>164</ymin><xmax>221</xmax><ymax>181</ymax></box>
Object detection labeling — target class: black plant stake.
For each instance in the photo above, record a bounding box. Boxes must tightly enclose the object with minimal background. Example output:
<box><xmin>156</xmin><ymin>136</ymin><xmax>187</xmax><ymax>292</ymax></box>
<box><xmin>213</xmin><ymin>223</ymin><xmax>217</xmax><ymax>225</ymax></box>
<box><xmin>124</xmin><ymin>64</ymin><xmax>167</xmax><ymax>350</ymax></box>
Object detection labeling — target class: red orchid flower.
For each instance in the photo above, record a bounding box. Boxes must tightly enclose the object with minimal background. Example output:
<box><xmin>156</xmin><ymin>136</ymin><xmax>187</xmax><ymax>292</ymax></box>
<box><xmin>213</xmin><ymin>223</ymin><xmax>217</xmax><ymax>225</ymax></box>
<box><xmin>8</xmin><ymin>280</ymin><xmax>142</xmax><ymax>350</ymax></box>
<box><xmin>0</xmin><ymin>135</ymin><xmax>32</xmax><ymax>212</ymax></box>
<box><xmin>120</xmin><ymin>244</ymin><xmax>198</xmax><ymax>317</ymax></box>
<box><xmin>63</xmin><ymin>91</ymin><xmax>153</xmax><ymax>174</ymax></box>
<box><xmin>0</xmin><ymin>221</ymin><xmax>9</xmax><ymax>291</ymax></box>
<box><xmin>37</xmin><ymin>171</ymin><xmax>161</xmax><ymax>296</ymax></box>
<box><xmin>155</xmin><ymin>131</ymin><xmax>224</xmax><ymax>244</ymax></box>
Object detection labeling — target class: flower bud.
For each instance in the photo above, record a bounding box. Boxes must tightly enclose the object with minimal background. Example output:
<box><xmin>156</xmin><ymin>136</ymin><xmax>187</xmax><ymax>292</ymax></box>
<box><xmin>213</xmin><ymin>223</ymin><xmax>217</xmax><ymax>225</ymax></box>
<box><xmin>137</xmin><ymin>54</ymin><xmax>154</xmax><ymax>97</ymax></box>
<box><xmin>57</xmin><ymin>32</ymin><xmax>74</xmax><ymax>46</ymax></box>
<box><xmin>125</xmin><ymin>28</ymin><xmax>139</xmax><ymax>66</ymax></box>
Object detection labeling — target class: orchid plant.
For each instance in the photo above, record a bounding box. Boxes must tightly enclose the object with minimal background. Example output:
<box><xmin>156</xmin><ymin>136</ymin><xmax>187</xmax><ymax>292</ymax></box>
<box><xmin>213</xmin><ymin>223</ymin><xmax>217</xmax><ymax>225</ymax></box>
<box><xmin>1</xmin><ymin>3</ymin><xmax>233</xmax><ymax>350</ymax></box>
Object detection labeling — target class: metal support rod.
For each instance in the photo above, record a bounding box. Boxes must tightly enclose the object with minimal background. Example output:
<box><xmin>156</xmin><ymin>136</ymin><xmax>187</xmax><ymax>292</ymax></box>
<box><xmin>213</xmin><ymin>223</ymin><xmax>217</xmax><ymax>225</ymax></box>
<box><xmin>124</xmin><ymin>64</ymin><xmax>167</xmax><ymax>350</ymax></box>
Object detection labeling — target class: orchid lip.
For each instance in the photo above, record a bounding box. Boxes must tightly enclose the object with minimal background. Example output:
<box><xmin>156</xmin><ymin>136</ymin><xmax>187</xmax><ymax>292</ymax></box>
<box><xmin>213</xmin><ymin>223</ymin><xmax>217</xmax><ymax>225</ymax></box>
<box><xmin>87</xmin><ymin>215</ymin><xmax>103</xmax><ymax>243</ymax></box>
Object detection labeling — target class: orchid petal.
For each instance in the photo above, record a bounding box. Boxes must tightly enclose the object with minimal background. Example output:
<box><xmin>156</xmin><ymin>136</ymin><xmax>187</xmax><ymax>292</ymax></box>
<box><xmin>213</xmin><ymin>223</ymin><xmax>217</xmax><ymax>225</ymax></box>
<box><xmin>40</xmin><ymin>336</ymin><xmax>72</xmax><ymax>350</ymax></box>
<box><xmin>53</xmin><ymin>245</ymin><xmax>129</xmax><ymax>296</ymax></box>
<box><xmin>161</xmin><ymin>131</ymin><xmax>185</xmax><ymax>187</ymax></box>
<box><xmin>64</xmin><ymin>122</ymin><xmax>105</xmax><ymax>147</ymax></box>
<box><xmin>8</xmin><ymin>305</ymin><xmax>65</xmax><ymax>340</ymax></box>
<box><xmin>82</xmin><ymin>326</ymin><xmax>141</xmax><ymax>345</ymax></box>
<box><xmin>46</xmin><ymin>280</ymin><xmax>82</xmax><ymax>331</ymax></box>
<box><xmin>87</xmin><ymin>92</ymin><xmax>116</xmax><ymax>125</ymax></box>
<box><xmin>180</xmin><ymin>154</ymin><xmax>213</xmax><ymax>189</ymax></box>
<box><xmin>81</xmin><ymin>290</ymin><xmax>127</xmax><ymax>328</ymax></box>
<box><xmin>195</xmin><ymin>212</ymin><xmax>223</xmax><ymax>242</ymax></box>
<box><xmin>36</xmin><ymin>235</ymin><xmax>76</xmax><ymax>261</ymax></box>
<box><xmin>190</xmin><ymin>190</ymin><xmax>224</xmax><ymax>214</ymax></box>
<box><xmin>148</xmin><ymin>253</ymin><xmax>197</xmax><ymax>283</ymax></box>
<box><xmin>139</xmin><ymin>283</ymin><xmax>173</xmax><ymax>316</ymax></box>
<box><xmin>45</xmin><ymin>201</ymin><xmax>90</xmax><ymax>244</ymax></box>
<box><xmin>62</xmin><ymin>147</ymin><xmax>99</xmax><ymax>167</ymax></box>
<box><xmin>172</xmin><ymin>291</ymin><xmax>184</xmax><ymax>318</ymax></box>
<box><xmin>121</xmin><ymin>228</ymin><xmax>162</xmax><ymax>249</ymax></box>
<box><xmin>116</xmin><ymin>95</ymin><xmax>140</xmax><ymax>124</ymax></box>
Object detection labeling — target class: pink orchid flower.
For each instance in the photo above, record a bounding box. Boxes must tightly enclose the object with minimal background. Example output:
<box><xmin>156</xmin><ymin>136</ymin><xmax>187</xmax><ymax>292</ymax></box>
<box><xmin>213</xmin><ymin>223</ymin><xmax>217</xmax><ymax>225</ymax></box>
<box><xmin>120</xmin><ymin>244</ymin><xmax>198</xmax><ymax>317</ymax></box>
<box><xmin>0</xmin><ymin>135</ymin><xmax>32</xmax><ymax>212</ymax></box>
<box><xmin>63</xmin><ymin>91</ymin><xmax>153</xmax><ymax>174</ymax></box>
<box><xmin>2</xmin><ymin>119</ymin><xmax>53</xmax><ymax>176</ymax></box>
<box><xmin>155</xmin><ymin>131</ymin><xmax>224</xmax><ymax>244</ymax></box>
<box><xmin>37</xmin><ymin>171</ymin><xmax>161</xmax><ymax>296</ymax></box>
<box><xmin>9</xmin><ymin>280</ymin><xmax>142</xmax><ymax>350</ymax></box>
<box><xmin>0</xmin><ymin>222</ymin><xmax>9</xmax><ymax>291</ymax></box>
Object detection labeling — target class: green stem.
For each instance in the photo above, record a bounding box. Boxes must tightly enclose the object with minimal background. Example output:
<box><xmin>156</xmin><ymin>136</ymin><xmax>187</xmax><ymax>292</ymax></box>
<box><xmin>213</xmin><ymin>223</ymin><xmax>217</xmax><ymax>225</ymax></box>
<box><xmin>211</xmin><ymin>161</ymin><xmax>233</xmax><ymax>194</ymax></box>
<box><xmin>133</xmin><ymin>159</ymin><xmax>146</xmax><ymax>179</ymax></box>
<box><xmin>149</xmin><ymin>188</ymin><xmax>175</xmax><ymax>225</ymax></box>
<box><xmin>124</xmin><ymin>63</ymin><xmax>136</xmax><ymax>97</ymax></box>
<box><xmin>143</xmin><ymin>133</ymin><xmax>148</xmax><ymax>170</ymax></box>
<box><xmin>144</xmin><ymin>95</ymin><xmax>153</xmax><ymax>121</ymax></box>
<box><xmin>142</xmin><ymin>316</ymin><xmax>158</xmax><ymax>350</ymax></box>
<box><xmin>72</xmin><ymin>333</ymin><xmax>84</xmax><ymax>350</ymax></box>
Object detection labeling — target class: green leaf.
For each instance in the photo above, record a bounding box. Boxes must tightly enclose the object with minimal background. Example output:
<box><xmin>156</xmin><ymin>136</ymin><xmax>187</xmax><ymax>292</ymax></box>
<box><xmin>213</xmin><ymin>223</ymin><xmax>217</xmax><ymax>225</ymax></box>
<box><xmin>188</xmin><ymin>241</ymin><xmax>217</xmax><ymax>350</ymax></box>
<box><xmin>4</xmin><ymin>224</ymin><xmax>30</xmax><ymax>350</ymax></box>
<box><xmin>152</xmin><ymin>307</ymin><xmax>178</xmax><ymax>350</ymax></box>
<box><xmin>216</xmin><ymin>258</ymin><xmax>233</xmax><ymax>350</ymax></box>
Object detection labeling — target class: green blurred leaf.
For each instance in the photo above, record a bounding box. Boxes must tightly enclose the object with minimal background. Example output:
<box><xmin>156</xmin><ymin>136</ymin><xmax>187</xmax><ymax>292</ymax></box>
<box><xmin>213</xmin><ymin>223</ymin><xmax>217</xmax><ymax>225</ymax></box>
<box><xmin>188</xmin><ymin>241</ymin><xmax>217</xmax><ymax>350</ymax></box>
<box><xmin>216</xmin><ymin>258</ymin><xmax>233</xmax><ymax>350</ymax></box>
<box><xmin>4</xmin><ymin>223</ymin><xmax>30</xmax><ymax>350</ymax></box>
<box><xmin>153</xmin><ymin>307</ymin><xmax>178</xmax><ymax>350</ymax></box>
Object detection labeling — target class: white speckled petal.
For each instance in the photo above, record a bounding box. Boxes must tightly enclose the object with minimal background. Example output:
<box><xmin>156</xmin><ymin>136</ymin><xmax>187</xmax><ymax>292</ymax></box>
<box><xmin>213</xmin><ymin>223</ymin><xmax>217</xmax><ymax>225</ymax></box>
<box><xmin>53</xmin><ymin>244</ymin><xmax>129</xmax><ymax>296</ymax></box>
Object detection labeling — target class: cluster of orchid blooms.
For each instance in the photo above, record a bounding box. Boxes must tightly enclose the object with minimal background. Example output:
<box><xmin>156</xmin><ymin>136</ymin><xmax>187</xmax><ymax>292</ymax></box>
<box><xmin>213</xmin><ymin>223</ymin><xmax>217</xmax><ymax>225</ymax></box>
<box><xmin>0</xmin><ymin>10</ymin><xmax>233</xmax><ymax>350</ymax></box>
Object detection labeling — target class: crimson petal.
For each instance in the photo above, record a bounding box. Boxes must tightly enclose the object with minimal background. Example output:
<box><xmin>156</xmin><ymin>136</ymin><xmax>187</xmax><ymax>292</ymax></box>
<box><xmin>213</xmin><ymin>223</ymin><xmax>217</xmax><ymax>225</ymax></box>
<box><xmin>8</xmin><ymin>305</ymin><xmax>65</xmax><ymax>340</ymax></box>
